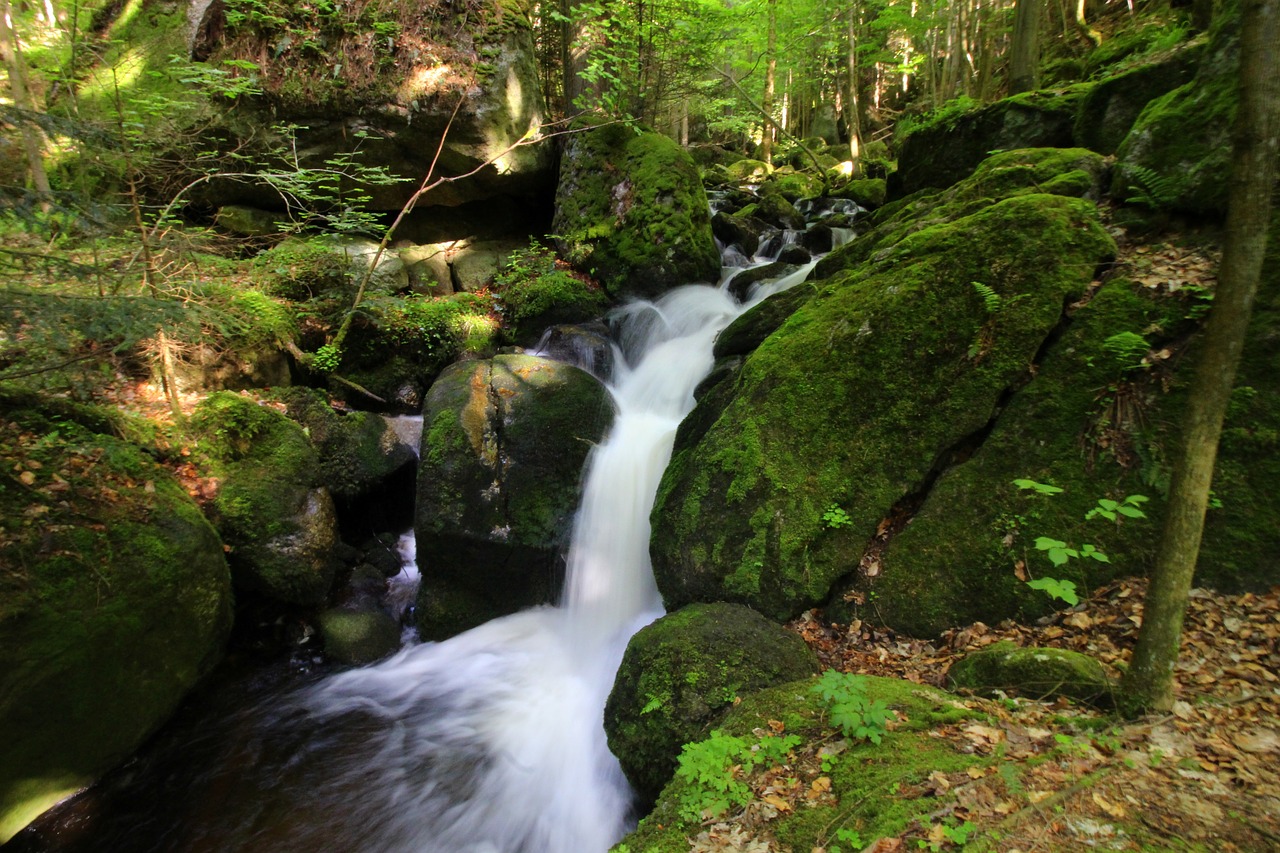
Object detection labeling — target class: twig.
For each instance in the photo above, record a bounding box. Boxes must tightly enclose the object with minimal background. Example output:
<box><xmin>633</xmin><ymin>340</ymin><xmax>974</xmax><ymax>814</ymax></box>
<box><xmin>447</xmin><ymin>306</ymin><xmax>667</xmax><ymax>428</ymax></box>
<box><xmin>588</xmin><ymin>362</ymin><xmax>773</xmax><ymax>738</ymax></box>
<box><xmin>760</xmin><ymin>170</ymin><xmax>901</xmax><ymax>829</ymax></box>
<box><xmin>328</xmin><ymin>373</ymin><xmax>387</xmax><ymax>404</ymax></box>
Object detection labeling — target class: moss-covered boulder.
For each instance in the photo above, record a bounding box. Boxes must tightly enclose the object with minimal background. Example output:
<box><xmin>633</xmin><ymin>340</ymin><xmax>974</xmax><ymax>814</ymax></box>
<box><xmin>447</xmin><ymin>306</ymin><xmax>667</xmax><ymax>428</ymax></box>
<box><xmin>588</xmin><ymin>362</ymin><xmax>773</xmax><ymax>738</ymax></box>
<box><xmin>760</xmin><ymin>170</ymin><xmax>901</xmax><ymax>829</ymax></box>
<box><xmin>603</xmin><ymin>603</ymin><xmax>820</xmax><ymax>804</ymax></box>
<box><xmin>949</xmin><ymin>641</ymin><xmax>1113</xmax><ymax>705</ymax></box>
<box><xmin>711</xmin><ymin>211</ymin><xmax>766</xmax><ymax>257</ymax></box>
<box><xmin>817</xmin><ymin>147</ymin><xmax>1108</xmax><ymax>281</ymax></box>
<box><xmin>277</xmin><ymin>388</ymin><xmax>416</xmax><ymax>500</ymax></box>
<box><xmin>615</xmin><ymin>676</ymin><xmax>989</xmax><ymax>853</ymax></box>
<box><xmin>834</xmin><ymin>177</ymin><xmax>887</xmax><ymax>209</ymax></box>
<box><xmin>724</xmin><ymin>159</ymin><xmax>772</xmax><ymax>182</ymax></box>
<box><xmin>318</xmin><ymin>607</ymin><xmax>402</xmax><ymax>665</ymax></box>
<box><xmin>650</xmin><ymin>193</ymin><xmax>1116</xmax><ymax>622</ymax></box>
<box><xmin>752</xmin><ymin>193</ymin><xmax>806</xmax><ymax>230</ymax></box>
<box><xmin>491</xmin><ymin>243</ymin><xmax>611</xmax><ymax>347</ymax></box>
<box><xmin>894</xmin><ymin>88</ymin><xmax>1091</xmax><ymax>197</ymax></box>
<box><xmin>553</xmin><ymin>124</ymin><xmax>720</xmax><ymax>297</ymax></box>
<box><xmin>0</xmin><ymin>409</ymin><xmax>232</xmax><ymax>843</ymax></box>
<box><xmin>1073</xmin><ymin>45</ymin><xmax>1203</xmax><ymax>155</ymax></box>
<box><xmin>414</xmin><ymin>355</ymin><xmax>615</xmax><ymax>639</ymax></box>
<box><xmin>857</xmin><ymin>213</ymin><xmax>1280</xmax><ymax>636</ymax></box>
<box><xmin>336</xmin><ymin>292</ymin><xmax>500</xmax><ymax>410</ymax></box>
<box><xmin>1112</xmin><ymin>3</ymin><xmax>1241</xmax><ymax>217</ymax></box>
<box><xmin>191</xmin><ymin>392</ymin><xmax>339</xmax><ymax>606</ymax></box>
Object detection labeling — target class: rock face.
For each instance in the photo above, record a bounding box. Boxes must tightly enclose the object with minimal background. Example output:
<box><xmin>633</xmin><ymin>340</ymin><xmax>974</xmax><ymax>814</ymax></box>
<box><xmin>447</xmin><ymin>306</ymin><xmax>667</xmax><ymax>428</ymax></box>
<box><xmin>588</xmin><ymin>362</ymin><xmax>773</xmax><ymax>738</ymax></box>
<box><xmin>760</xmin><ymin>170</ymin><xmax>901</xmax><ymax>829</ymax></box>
<box><xmin>197</xmin><ymin>0</ymin><xmax>554</xmax><ymax>212</ymax></box>
<box><xmin>192</xmin><ymin>392</ymin><xmax>340</xmax><ymax>607</ymax></box>
<box><xmin>651</xmin><ymin>167</ymin><xmax>1117</xmax><ymax>625</ymax></box>
<box><xmin>1072</xmin><ymin>45</ymin><xmax>1203</xmax><ymax>155</ymax></box>
<box><xmin>603</xmin><ymin>603</ymin><xmax>820</xmax><ymax>805</ymax></box>
<box><xmin>554</xmin><ymin>124</ymin><xmax>720</xmax><ymax>297</ymax></box>
<box><xmin>0</xmin><ymin>408</ymin><xmax>232</xmax><ymax>843</ymax></box>
<box><xmin>893</xmin><ymin>89</ymin><xmax>1086</xmax><ymax>196</ymax></box>
<box><xmin>1113</xmin><ymin>5</ymin><xmax>1240</xmax><ymax>216</ymax></box>
<box><xmin>414</xmin><ymin>355</ymin><xmax>615</xmax><ymax>639</ymax></box>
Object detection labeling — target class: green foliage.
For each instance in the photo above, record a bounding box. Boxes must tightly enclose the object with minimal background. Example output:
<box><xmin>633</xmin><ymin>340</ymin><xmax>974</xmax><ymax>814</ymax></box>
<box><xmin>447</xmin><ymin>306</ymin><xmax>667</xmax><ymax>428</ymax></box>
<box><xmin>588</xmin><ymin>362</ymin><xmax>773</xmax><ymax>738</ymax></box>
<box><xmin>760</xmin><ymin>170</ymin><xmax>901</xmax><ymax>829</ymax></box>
<box><xmin>829</xmin><ymin>828</ymin><xmax>865</xmax><ymax>853</ymax></box>
<box><xmin>972</xmin><ymin>281</ymin><xmax>1003</xmax><ymax>314</ymax></box>
<box><xmin>493</xmin><ymin>240</ymin><xmax>608</xmax><ymax>336</ymax></box>
<box><xmin>1013</xmin><ymin>480</ymin><xmax>1149</xmax><ymax>606</ymax></box>
<box><xmin>813</xmin><ymin>671</ymin><xmax>893</xmax><ymax>745</ymax></box>
<box><xmin>674</xmin><ymin>730</ymin><xmax>800</xmax><ymax>821</ymax></box>
<box><xmin>1025</xmin><ymin>575</ymin><xmax>1080</xmax><ymax>606</ymax></box>
<box><xmin>918</xmin><ymin>819</ymin><xmax>977</xmax><ymax>850</ymax></box>
<box><xmin>1123</xmin><ymin>165</ymin><xmax>1181</xmax><ymax>211</ymax></box>
<box><xmin>1101</xmin><ymin>331</ymin><xmax>1150</xmax><ymax>372</ymax></box>
<box><xmin>312</xmin><ymin>343</ymin><xmax>342</xmax><ymax>374</ymax></box>
<box><xmin>822</xmin><ymin>504</ymin><xmax>853</xmax><ymax>529</ymax></box>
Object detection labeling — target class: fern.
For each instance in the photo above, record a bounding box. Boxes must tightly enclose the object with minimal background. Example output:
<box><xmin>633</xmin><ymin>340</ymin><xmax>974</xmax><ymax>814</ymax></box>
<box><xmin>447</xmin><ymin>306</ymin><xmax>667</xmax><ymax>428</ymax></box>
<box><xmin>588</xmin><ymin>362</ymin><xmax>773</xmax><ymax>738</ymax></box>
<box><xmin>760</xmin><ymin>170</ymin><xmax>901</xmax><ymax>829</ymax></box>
<box><xmin>972</xmin><ymin>281</ymin><xmax>1003</xmax><ymax>314</ymax></box>
<box><xmin>1124</xmin><ymin>165</ymin><xmax>1180</xmax><ymax>210</ymax></box>
<box><xmin>1101</xmin><ymin>331</ymin><xmax>1149</xmax><ymax>371</ymax></box>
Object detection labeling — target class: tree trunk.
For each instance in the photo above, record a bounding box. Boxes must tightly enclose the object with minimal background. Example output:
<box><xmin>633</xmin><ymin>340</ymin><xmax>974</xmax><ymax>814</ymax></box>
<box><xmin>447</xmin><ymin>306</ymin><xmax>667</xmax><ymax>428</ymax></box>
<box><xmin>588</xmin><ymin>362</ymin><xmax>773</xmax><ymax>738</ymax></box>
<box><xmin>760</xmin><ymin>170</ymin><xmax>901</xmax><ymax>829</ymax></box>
<box><xmin>1009</xmin><ymin>0</ymin><xmax>1043</xmax><ymax>94</ymax></box>
<box><xmin>846</xmin><ymin>2</ymin><xmax>862</xmax><ymax>171</ymax></box>
<box><xmin>562</xmin><ymin>0</ymin><xmax>603</xmax><ymax>112</ymax></box>
<box><xmin>1075</xmin><ymin>0</ymin><xmax>1102</xmax><ymax>46</ymax></box>
<box><xmin>0</xmin><ymin>0</ymin><xmax>53</xmax><ymax>209</ymax></box>
<box><xmin>1120</xmin><ymin>0</ymin><xmax>1279</xmax><ymax>716</ymax></box>
<box><xmin>760</xmin><ymin>0</ymin><xmax>778</xmax><ymax>164</ymax></box>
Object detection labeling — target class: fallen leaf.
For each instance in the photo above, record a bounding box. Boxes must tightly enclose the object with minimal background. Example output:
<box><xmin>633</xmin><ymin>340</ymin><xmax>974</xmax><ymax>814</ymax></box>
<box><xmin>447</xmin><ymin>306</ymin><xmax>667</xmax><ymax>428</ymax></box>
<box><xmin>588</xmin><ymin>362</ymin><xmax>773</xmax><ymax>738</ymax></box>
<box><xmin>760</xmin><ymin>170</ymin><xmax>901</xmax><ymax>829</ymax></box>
<box><xmin>18</xmin><ymin>470</ymin><xmax>35</xmax><ymax>485</ymax></box>
<box><xmin>1092</xmin><ymin>791</ymin><xmax>1127</xmax><ymax>818</ymax></box>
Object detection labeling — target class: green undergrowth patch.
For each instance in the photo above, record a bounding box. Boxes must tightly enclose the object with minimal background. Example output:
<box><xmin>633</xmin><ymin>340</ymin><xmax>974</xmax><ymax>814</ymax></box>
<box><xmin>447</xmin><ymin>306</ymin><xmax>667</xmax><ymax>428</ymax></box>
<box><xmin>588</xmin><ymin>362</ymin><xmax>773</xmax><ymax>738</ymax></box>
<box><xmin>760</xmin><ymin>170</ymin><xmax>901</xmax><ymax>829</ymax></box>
<box><xmin>613</xmin><ymin>676</ymin><xmax>991</xmax><ymax>853</ymax></box>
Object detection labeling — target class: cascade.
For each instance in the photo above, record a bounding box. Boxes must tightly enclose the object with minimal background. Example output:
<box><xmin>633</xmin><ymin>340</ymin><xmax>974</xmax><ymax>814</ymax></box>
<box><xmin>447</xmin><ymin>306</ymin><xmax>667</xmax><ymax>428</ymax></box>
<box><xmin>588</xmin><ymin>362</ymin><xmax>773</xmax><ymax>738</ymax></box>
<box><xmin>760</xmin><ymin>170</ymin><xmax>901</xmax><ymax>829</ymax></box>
<box><xmin>15</xmin><ymin>195</ymin><xmax>856</xmax><ymax>853</ymax></box>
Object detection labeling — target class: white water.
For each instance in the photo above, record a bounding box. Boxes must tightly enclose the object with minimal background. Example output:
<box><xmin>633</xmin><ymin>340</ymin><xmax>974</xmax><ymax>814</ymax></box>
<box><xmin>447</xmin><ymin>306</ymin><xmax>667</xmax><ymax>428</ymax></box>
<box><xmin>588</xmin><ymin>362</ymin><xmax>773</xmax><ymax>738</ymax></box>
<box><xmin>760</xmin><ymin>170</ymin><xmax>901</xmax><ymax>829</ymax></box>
<box><xmin>267</xmin><ymin>275</ymin><xmax>782</xmax><ymax>853</ymax></box>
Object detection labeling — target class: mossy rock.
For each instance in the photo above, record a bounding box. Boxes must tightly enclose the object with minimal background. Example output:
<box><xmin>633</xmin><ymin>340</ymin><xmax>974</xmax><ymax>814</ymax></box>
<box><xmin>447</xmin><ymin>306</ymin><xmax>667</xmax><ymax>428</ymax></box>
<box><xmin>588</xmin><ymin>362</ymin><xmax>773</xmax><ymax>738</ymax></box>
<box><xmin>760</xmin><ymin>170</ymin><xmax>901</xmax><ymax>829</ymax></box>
<box><xmin>949</xmin><ymin>641</ymin><xmax>1114</xmax><ymax>706</ymax></box>
<box><xmin>834</xmin><ymin>177</ymin><xmax>887</xmax><ymax>209</ymax></box>
<box><xmin>765</xmin><ymin>171</ymin><xmax>824</xmax><ymax>202</ymax></box>
<box><xmin>254</xmin><ymin>238</ymin><xmax>351</xmax><ymax>301</ymax></box>
<box><xmin>711</xmin><ymin>211</ymin><xmax>766</xmax><ymax>257</ymax></box>
<box><xmin>337</xmin><ymin>292</ymin><xmax>500</xmax><ymax>408</ymax></box>
<box><xmin>894</xmin><ymin>86</ymin><xmax>1092</xmax><ymax>197</ymax></box>
<box><xmin>603</xmin><ymin>603</ymin><xmax>820</xmax><ymax>805</ymax></box>
<box><xmin>724</xmin><ymin>159</ymin><xmax>772</xmax><ymax>182</ymax></box>
<box><xmin>614</xmin><ymin>676</ymin><xmax>988</xmax><ymax>853</ymax></box>
<box><xmin>276</xmin><ymin>387</ymin><xmax>416</xmax><ymax>500</ymax></box>
<box><xmin>0</xmin><ymin>410</ymin><xmax>232</xmax><ymax>843</ymax></box>
<box><xmin>191</xmin><ymin>391</ymin><xmax>338</xmax><ymax>606</ymax></box>
<box><xmin>414</xmin><ymin>354</ymin><xmax>615</xmax><ymax>639</ymax></box>
<box><xmin>817</xmin><ymin>147</ymin><xmax>1108</xmax><ymax>281</ymax></box>
<box><xmin>714</xmin><ymin>287</ymin><xmax>815</xmax><ymax>359</ymax></box>
<box><xmin>1112</xmin><ymin>3</ymin><xmax>1240</xmax><ymax>217</ymax></box>
<box><xmin>725</xmin><ymin>261</ymin><xmax>799</xmax><ymax>302</ymax></box>
<box><xmin>752</xmin><ymin>193</ymin><xmax>805</xmax><ymax>230</ymax></box>
<box><xmin>1073</xmin><ymin>44</ymin><xmax>1203</xmax><ymax>155</ymax></box>
<box><xmin>215</xmin><ymin>205</ymin><xmax>292</xmax><ymax>237</ymax></box>
<box><xmin>651</xmin><ymin>193</ymin><xmax>1116</xmax><ymax>622</ymax></box>
<box><xmin>495</xmin><ymin>268</ymin><xmax>611</xmax><ymax>348</ymax></box>
<box><xmin>553</xmin><ymin>124</ymin><xmax>720</xmax><ymax>298</ymax></box>
<box><xmin>318</xmin><ymin>607</ymin><xmax>402</xmax><ymax>665</ymax></box>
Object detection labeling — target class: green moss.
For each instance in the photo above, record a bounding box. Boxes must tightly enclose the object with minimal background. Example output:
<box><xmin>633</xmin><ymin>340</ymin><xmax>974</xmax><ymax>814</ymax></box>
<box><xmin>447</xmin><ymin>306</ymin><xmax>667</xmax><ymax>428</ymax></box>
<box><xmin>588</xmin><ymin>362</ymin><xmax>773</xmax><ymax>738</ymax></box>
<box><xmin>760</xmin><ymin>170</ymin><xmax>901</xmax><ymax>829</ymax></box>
<box><xmin>652</xmin><ymin>194</ymin><xmax>1116</xmax><ymax>622</ymax></box>
<box><xmin>614</xmin><ymin>676</ymin><xmax>990</xmax><ymax>853</ymax></box>
<box><xmin>949</xmin><ymin>641</ymin><xmax>1114</xmax><ymax>705</ymax></box>
<box><xmin>604</xmin><ymin>603</ymin><xmax>820</xmax><ymax>802</ymax></box>
<box><xmin>554</xmin><ymin>124</ymin><xmax>720</xmax><ymax>297</ymax></box>
<box><xmin>493</xmin><ymin>242</ymin><xmax>610</xmax><ymax>346</ymax></box>
<box><xmin>0</xmin><ymin>408</ymin><xmax>231</xmax><ymax>842</ymax></box>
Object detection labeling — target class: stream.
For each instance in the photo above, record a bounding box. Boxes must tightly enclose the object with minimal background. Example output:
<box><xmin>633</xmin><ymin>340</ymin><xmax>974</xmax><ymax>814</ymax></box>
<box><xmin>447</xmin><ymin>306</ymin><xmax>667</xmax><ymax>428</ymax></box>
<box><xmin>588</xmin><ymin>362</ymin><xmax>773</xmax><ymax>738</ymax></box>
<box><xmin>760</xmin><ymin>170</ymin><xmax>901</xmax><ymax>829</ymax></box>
<box><xmin>5</xmin><ymin>204</ymin><xmax>856</xmax><ymax>853</ymax></box>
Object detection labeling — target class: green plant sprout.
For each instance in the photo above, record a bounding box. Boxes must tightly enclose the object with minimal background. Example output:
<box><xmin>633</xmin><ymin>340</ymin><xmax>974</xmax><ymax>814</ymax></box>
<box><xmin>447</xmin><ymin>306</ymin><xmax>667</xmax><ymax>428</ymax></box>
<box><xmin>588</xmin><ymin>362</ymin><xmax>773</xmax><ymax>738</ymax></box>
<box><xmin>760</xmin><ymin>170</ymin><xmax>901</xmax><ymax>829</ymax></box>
<box><xmin>823</xmin><ymin>504</ymin><xmax>853</xmax><ymax>529</ymax></box>
<box><xmin>813</xmin><ymin>671</ymin><xmax>893</xmax><ymax>744</ymax></box>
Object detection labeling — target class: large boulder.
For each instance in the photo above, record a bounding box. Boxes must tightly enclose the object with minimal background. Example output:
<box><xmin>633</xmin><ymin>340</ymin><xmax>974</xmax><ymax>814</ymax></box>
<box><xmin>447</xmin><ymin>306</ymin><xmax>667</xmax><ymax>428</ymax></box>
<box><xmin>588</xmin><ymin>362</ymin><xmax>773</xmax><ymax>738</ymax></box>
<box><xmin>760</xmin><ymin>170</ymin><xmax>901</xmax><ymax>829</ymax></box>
<box><xmin>1112</xmin><ymin>2</ymin><xmax>1242</xmax><ymax>217</ymax></box>
<box><xmin>603</xmin><ymin>603</ymin><xmax>820</xmax><ymax>805</ymax></box>
<box><xmin>414</xmin><ymin>354</ymin><xmax>615</xmax><ymax>639</ymax></box>
<box><xmin>1073</xmin><ymin>44</ymin><xmax>1203</xmax><ymax>155</ymax></box>
<box><xmin>893</xmin><ymin>87</ymin><xmax>1090</xmax><ymax>197</ymax></box>
<box><xmin>650</xmin><ymin>192</ymin><xmax>1117</xmax><ymax>623</ymax></box>
<box><xmin>553</xmin><ymin>124</ymin><xmax>720</xmax><ymax>298</ymax></box>
<box><xmin>191</xmin><ymin>392</ymin><xmax>340</xmax><ymax>606</ymax></box>
<box><xmin>277</xmin><ymin>388</ymin><xmax>417</xmax><ymax>500</ymax></box>
<box><xmin>0</xmin><ymin>406</ymin><xmax>232</xmax><ymax>843</ymax></box>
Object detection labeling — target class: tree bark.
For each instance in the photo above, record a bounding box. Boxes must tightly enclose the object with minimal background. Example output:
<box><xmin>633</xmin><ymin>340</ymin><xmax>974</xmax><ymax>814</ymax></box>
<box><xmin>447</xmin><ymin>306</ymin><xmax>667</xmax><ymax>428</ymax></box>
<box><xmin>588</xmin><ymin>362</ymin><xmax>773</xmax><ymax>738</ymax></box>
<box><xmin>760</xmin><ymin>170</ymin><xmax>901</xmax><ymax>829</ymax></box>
<box><xmin>760</xmin><ymin>0</ymin><xmax>778</xmax><ymax>164</ymax></box>
<box><xmin>561</xmin><ymin>0</ymin><xmax>603</xmax><ymax>112</ymax></box>
<box><xmin>1120</xmin><ymin>0</ymin><xmax>1280</xmax><ymax>716</ymax></box>
<box><xmin>0</xmin><ymin>0</ymin><xmax>53</xmax><ymax>209</ymax></box>
<box><xmin>846</xmin><ymin>2</ymin><xmax>862</xmax><ymax>170</ymax></box>
<box><xmin>1009</xmin><ymin>0</ymin><xmax>1043</xmax><ymax>95</ymax></box>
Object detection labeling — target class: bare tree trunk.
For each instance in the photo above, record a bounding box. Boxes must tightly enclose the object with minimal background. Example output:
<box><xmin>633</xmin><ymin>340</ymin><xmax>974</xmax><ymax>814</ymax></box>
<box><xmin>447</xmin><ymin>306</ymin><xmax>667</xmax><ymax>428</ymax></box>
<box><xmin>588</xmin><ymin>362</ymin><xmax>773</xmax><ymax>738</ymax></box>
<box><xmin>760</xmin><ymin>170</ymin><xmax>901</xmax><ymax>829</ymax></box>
<box><xmin>1075</xmin><ymin>0</ymin><xmax>1102</xmax><ymax>46</ymax></box>
<box><xmin>1120</xmin><ymin>0</ymin><xmax>1279</xmax><ymax>716</ymax></box>
<box><xmin>846</xmin><ymin>2</ymin><xmax>862</xmax><ymax>171</ymax></box>
<box><xmin>1009</xmin><ymin>0</ymin><xmax>1042</xmax><ymax>94</ymax></box>
<box><xmin>562</xmin><ymin>0</ymin><xmax>603</xmax><ymax>111</ymax></box>
<box><xmin>760</xmin><ymin>0</ymin><xmax>778</xmax><ymax>163</ymax></box>
<box><xmin>1</xmin><ymin>0</ymin><xmax>53</xmax><ymax>210</ymax></box>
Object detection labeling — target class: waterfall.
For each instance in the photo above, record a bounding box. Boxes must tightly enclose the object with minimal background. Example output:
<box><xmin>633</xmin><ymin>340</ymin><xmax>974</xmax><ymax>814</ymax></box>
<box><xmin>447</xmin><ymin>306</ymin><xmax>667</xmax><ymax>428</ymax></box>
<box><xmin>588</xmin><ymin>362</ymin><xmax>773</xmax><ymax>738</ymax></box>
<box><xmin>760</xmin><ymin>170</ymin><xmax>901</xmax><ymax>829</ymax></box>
<box><xmin>168</xmin><ymin>278</ymin><xmax>772</xmax><ymax>853</ymax></box>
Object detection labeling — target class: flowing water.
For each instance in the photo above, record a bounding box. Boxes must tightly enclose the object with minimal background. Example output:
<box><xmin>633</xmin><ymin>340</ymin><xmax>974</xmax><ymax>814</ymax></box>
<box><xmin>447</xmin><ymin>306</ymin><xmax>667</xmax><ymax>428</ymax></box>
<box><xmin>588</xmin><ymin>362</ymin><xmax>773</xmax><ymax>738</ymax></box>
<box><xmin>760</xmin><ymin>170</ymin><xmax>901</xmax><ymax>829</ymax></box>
<box><xmin>10</xmin><ymin>206</ymin><xmax>851</xmax><ymax>853</ymax></box>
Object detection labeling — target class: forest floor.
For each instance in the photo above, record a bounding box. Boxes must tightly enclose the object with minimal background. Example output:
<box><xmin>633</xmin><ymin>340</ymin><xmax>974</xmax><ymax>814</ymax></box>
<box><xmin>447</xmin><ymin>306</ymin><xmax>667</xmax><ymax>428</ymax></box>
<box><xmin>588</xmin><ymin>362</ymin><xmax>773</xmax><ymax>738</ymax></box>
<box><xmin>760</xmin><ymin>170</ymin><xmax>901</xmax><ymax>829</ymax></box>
<box><xmin>785</xmin><ymin>577</ymin><xmax>1280</xmax><ymax>852</ymax></box>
